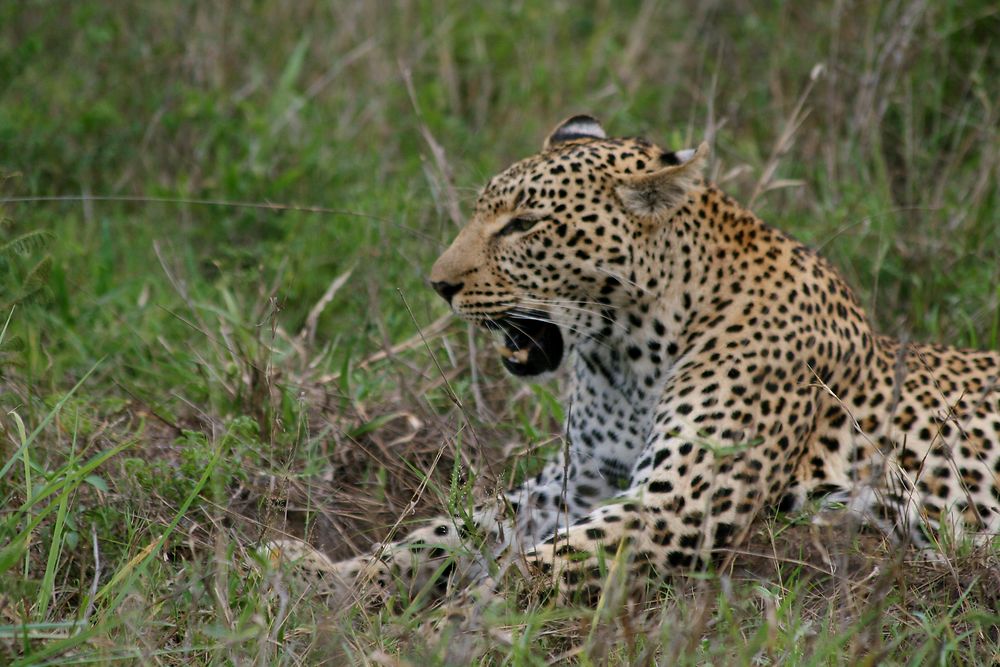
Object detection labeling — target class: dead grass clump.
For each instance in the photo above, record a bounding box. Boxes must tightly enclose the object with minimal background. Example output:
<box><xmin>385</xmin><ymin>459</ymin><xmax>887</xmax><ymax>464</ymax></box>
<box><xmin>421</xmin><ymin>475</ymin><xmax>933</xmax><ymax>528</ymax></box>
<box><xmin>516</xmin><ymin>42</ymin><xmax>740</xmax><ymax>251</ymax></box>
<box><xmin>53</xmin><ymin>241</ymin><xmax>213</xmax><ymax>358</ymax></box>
<box><xmin>229</xmin><ymin>319</ymin><xmax>536</xmax><ymax>564</ymax></box>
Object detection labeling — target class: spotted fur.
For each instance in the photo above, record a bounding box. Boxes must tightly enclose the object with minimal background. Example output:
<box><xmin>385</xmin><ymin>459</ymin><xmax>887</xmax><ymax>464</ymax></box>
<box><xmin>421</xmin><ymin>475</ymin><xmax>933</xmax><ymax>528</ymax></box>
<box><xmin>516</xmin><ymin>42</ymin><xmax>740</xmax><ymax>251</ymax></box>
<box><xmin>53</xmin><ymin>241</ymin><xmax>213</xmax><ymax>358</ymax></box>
<box><xmin>270</xmin><ymin>116</ymin><xmax>1000</xmax><ymax>604</ymax></box>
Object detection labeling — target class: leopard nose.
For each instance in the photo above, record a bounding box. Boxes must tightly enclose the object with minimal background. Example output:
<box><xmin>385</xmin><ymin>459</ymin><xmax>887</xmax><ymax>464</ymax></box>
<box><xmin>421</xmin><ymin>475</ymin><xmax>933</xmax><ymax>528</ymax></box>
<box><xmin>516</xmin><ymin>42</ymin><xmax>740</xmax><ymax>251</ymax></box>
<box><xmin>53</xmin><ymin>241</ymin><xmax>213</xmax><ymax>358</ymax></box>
<box><xmin>431</xmin><ymin>280</ymin><xmax>464</xmax><ymax>305</ymax></box>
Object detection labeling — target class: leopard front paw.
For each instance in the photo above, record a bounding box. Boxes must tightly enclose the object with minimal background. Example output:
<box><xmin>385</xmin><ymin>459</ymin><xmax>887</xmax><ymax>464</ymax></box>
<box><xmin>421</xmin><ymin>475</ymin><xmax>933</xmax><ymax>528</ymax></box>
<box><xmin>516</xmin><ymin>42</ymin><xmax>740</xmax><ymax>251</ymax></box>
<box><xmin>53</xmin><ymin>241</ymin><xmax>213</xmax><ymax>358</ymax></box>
<box><xmin>261</xmin><ymin>539</ymin><xmax>392</xmax><ymax>607</ymax></box>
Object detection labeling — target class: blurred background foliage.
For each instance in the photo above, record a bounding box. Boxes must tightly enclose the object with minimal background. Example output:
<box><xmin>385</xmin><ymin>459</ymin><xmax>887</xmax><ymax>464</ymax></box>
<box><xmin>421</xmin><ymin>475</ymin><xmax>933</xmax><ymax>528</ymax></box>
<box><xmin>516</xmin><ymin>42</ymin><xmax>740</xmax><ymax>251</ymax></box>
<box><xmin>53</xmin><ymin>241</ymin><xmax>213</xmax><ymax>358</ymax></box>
<box><xmin>1</xmin><ymin>1</ymin><xmax>997</xmax><ymax>387</ymax></box>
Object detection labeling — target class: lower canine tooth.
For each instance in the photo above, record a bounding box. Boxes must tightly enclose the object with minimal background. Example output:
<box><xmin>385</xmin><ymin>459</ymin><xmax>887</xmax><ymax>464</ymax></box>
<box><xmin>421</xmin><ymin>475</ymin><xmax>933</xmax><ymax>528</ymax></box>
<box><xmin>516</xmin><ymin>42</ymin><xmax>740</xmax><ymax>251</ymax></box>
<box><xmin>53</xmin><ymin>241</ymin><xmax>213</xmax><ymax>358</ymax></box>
<box><xmin>495</xmin><ymin>344</ymin><xmax>514</xmax><ymax>357</ymax></box>
<box><xmin>511</xmin><ymin>348</ymin><xmax>530</xmax><ymax>363</ymax></box>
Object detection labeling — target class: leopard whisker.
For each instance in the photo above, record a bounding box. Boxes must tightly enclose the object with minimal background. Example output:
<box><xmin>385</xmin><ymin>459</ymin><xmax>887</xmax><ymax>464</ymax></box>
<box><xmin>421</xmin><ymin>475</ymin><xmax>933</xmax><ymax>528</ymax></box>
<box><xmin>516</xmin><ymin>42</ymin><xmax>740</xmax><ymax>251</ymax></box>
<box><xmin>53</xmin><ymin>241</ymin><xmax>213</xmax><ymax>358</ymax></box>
<box><xmin>508</xmin><ymin>307</ymin><xmax>614</xmax><ymax>352</ymax></box>
<box><xmin>516</xmin><ymin>297</ymin><xmax>629</xmax><ymax>335</ymax></box>
<box><xmin>593</xmin><ymin>265</ymin><xmax>649</xmax><ymax>295</ymax></box>
<box><xmin>514</xmin><ymin>295</ymin><xmax>621</xmax><ymax>311</ymax></box>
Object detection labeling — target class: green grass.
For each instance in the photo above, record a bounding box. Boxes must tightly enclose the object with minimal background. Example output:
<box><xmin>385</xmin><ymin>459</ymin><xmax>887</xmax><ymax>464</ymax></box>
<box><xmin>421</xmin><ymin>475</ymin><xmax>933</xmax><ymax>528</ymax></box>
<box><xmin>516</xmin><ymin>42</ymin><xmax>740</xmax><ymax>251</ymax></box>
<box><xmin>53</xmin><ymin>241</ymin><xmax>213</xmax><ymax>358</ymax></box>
<box><xmin>1</xmin><ymin>1</ymin><xmax>999</xmax><ymax>663</ymax></box>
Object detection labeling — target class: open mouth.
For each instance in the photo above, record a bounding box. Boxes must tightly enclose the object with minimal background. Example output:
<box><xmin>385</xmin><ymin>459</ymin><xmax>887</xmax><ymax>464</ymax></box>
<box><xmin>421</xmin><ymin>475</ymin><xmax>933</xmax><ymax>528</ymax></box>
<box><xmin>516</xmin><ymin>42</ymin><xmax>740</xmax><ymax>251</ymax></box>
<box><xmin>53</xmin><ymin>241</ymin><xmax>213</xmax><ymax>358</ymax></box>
<box><xmin>487</xmin><ymin>312</ymin><xmax>564</xmax><ymax>377</ymax></box>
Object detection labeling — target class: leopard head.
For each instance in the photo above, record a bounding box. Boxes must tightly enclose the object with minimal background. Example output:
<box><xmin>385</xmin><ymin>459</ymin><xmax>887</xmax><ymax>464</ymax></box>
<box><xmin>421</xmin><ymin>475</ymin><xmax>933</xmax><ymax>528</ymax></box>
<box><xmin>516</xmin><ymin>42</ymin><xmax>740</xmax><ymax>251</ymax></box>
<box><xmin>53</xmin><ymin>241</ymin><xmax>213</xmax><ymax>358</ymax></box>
<box><xmin>430</xmin><ymin>115</ymin><xmax>707</xmax><ymax>376</ymax></box>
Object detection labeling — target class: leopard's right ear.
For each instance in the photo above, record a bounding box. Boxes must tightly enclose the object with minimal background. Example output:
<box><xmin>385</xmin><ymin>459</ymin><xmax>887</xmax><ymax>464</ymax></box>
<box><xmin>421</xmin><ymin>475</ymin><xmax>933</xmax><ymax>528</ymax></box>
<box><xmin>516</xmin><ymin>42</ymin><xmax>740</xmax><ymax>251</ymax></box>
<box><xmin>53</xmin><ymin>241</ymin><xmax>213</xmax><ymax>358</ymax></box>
<box><xmin>543</xmin><ymin>115</ymin><xmax>606</xmax><ymax>150</ymax></box>
<box><xmin>615</xmin><ymin>142</ymin><xmax>709</xmax><ymax>222</ymax></box>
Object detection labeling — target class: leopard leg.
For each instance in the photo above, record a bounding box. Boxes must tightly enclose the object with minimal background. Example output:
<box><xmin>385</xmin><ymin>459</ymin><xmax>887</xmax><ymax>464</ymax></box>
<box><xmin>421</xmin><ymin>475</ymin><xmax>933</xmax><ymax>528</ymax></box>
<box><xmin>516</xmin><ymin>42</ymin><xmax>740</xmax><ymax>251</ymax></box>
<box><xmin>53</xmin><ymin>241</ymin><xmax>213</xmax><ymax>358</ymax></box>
<box><xmin>266</xmin><ymin>443</ymin><xmax>619</xmax><ymax>605</ymax></box>
<box><xmin>525</xmin><ymin>371</ymin><xmax>817</xmax><ymax>602</ymax></box>
<box><xmin>265</xmin><ymin>503</ymin><xmax>507</xmax><ymax>606</ymax></box>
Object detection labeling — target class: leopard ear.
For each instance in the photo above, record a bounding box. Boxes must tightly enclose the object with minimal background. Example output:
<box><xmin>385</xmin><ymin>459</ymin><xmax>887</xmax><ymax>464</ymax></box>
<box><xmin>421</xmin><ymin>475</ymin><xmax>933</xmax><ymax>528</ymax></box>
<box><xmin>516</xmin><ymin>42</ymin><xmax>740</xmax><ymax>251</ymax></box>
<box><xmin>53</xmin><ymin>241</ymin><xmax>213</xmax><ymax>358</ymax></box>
<box><xmin>615</xmin><ymin>142</ymin><xmax>709</xmax><ymax>221</ymax></box>
<box><xmin>543</xmin><ymin>115</ymin><xmax>606</xmax><ymax>150</ymax></box>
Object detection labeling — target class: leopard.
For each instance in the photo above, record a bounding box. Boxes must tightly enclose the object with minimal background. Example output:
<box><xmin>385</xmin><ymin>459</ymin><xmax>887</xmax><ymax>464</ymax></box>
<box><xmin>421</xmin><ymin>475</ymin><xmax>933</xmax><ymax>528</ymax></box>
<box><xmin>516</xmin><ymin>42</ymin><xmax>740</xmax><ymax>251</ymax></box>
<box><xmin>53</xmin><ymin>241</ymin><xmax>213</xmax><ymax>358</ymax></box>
<box><xmin>267</xmin><ymin>115</ymin><xmax>1000</xmax><ymax>607</ymax></box>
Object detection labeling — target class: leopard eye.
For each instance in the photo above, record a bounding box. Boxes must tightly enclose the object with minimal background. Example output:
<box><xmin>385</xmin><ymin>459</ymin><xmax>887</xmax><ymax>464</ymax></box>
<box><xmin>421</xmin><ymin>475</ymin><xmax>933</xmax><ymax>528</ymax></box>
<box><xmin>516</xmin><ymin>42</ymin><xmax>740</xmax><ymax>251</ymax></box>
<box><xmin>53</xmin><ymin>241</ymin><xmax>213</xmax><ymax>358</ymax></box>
<box><xmin>498</xmin><ymin>216</ymin><xmax>539</xmax><ymax>236</ymax></box>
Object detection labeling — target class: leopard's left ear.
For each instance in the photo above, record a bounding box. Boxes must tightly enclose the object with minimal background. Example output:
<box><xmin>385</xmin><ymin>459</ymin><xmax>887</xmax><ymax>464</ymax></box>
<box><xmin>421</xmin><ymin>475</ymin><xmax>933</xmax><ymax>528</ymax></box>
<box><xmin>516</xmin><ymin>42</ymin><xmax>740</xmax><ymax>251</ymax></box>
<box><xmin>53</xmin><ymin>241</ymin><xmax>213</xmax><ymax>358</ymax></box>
<box><xmin>615</xmin><ymin>142</ymin><xmax>709</xmax><ymax>221</ymax></box>
<box><xmin>543</xmin><ymin>114</ymin><xmax>607</xmax><ymax>150</ymax></box>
